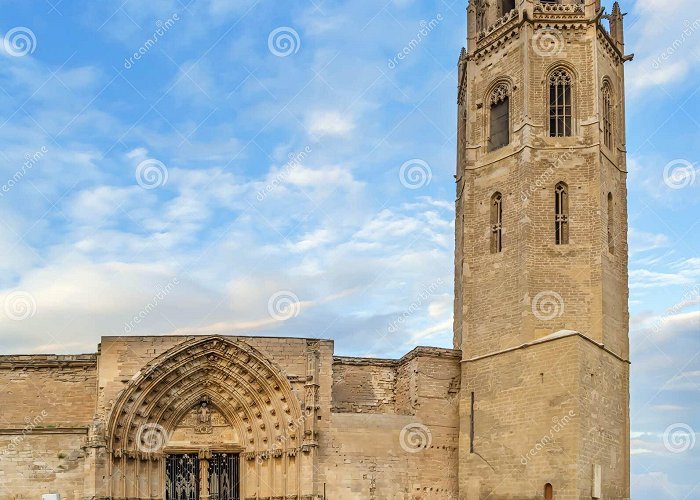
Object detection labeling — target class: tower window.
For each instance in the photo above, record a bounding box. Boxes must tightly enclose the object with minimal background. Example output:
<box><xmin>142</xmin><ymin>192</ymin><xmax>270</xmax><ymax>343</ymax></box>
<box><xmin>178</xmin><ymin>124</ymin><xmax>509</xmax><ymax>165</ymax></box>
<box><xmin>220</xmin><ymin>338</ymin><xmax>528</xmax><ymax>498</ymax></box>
<box><xmin>555</xmin><ymin>182</ymin><xmax>569</xmax><ymax>245</ymax></box>
<box><xmin>602</xmin><ymin>82</ymin><xmax>613</xmax><ymax>148</ymax></box>
<box><xmin>490</xmin><ymin>192</ymin><xmax>503</xmax><ymax>253</ymax></box>
<box><xmin>549</xmin><ymin>69</ymin><xmax>573</xmax><ymax>137</ymax></box>
<box><xmin>489</xmin><ymin>83</ymin><xmax>510</xmax><ymax>152</ymax></box>
<box><xmin>607</xmin><ymin>192</ymin><xmax>614</xmax><ymax>254</ymax></box>
<box><xmin>500</xmin><ymin>0</ymin><xmax>516</xmax><ymax>15</ymax></box>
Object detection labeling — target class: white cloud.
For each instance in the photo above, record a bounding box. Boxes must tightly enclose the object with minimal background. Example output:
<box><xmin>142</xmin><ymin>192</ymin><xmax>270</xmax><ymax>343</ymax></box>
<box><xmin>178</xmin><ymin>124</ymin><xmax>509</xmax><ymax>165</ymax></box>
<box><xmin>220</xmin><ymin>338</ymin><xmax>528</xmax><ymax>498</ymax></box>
<box><xmin>631</xmin><ymin>472</ymin><xmax>681</xmax><ymax>500</ymax></box>
<box><xmin>664</xmin><ymin>370</ymin><xmax>700</xmax><ymax>391</ymax></box>
<box><xmin>626</xmin><ymin>0</ymin><xmax>700</xmax><ymax>93</ymax></box>
<box><xmin>652</xmin><ymin>404</ymin><xmax>687</xmax><ymax>411</ymax></box>
<box><xmin>306</xmin><ymin>110</ymin><xmax>355</xmax><ymax>137</ymax></box>
<box><xmin>629</xmin><ymin>269</ymin><xmax>691</xmax><ymax>289</ymax></box>
<box><xmin>629</xmin><ymin>228</ymin><xmax>669</xmax><ymax>254</ymax></box>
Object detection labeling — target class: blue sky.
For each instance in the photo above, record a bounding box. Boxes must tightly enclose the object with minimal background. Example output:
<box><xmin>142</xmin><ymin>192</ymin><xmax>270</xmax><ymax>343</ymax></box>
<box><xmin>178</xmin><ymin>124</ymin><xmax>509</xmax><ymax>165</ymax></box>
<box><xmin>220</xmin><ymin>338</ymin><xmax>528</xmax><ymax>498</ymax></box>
<box><xmin>0</xmin><ymin>0</ymin><xmax>697</xmax><ymax>497</ymax></box>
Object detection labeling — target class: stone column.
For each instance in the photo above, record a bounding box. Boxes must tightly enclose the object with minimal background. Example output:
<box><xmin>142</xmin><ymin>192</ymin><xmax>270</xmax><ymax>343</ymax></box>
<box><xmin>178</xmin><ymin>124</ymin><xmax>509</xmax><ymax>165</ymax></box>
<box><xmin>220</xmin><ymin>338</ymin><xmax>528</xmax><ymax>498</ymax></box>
<box><xmin>84</xmin><ymin>415</ymin><xmax>107</xmax><ymax>499</ymax></box>
<box><xmin>467</xmin><ymin>2</ymin><xmax>477</xmax><ymax>53</ymax></box>
<box><xmin>199</xmin><ymin>448</ymin><xmax>211</xmax><ymax>500</ymax></box>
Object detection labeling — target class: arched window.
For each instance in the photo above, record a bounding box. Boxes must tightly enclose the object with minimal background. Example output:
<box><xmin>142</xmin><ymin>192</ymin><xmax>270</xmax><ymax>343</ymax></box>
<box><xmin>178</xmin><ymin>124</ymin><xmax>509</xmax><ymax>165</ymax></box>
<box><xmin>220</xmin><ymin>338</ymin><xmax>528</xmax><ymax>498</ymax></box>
<box><xmin>607</xmin><ymin>192</ymin><xmax>614</xmax><ymax>254</ymax></box>
<box><xmin>489</xmin><ymin>83</ymin><xmax>510</xmax><ymax>151</ymax></box>
<box><xmin>549</xmin><ymin>69</ymin><xmax>573</xmax><ymax>137</ymax></box>
<box><xmin>490</xmin><ymin>192</ymin><xmax>503</xmax><ymax>253</ymax></box>
<box><xmin>602</xmin><ymin>81</ymin><xmax>613</xmax><ymax>148</ymax></box>
<box><xmin>500</xmin><ymin>0</ymin><xmax>516</xmax><ymax>15</ymax></box>
<box><xmin>555</xmin><ymin>182</ymin><xmax>569</xmax><ymax>245</ymax></box>
<box><xmin>545</xmin><ymin>483</ymin><xmax>554</xmax><ymax>500</ymax></box>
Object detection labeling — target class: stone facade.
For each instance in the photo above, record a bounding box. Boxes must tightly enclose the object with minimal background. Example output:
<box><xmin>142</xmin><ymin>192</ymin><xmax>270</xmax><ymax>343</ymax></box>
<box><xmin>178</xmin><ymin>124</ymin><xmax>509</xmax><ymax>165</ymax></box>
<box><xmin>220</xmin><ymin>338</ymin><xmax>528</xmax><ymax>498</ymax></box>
<box><xmin>0</xmin><ymin>1</ymin><xmax>631</xmax><ymax>499</ymax></box>
<box><xmin>0</xmin><ymin>338</ymin><xmax>461</xmax><ymax>499</ymax></box>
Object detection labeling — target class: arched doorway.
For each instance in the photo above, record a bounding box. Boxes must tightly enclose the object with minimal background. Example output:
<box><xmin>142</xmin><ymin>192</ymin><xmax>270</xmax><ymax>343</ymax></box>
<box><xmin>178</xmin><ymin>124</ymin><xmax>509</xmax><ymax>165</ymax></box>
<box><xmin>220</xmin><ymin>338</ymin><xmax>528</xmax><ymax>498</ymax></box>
<box><xmin>105</xmin><ymin>336</ymin><xmax>308</xmax><ymax>499</ymax></box>
<box><xmin>545</xmin><ymin>483</ymin><xmax>554</xmax><ymax>500</ymax></box>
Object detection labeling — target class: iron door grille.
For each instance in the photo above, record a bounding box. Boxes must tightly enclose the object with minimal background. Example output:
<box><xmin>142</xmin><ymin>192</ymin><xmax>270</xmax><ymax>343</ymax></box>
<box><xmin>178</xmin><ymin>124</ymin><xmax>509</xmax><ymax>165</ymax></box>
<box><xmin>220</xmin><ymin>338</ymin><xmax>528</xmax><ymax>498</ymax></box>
<box><xmin>209</xmin><ymin>453</ymin><xmax>240</xmax><ymax>500</ymax></box>
<box><xmin>166</xmin><ymin>454</ymin><xmax>200</xmax><ymax>500</ymax></box>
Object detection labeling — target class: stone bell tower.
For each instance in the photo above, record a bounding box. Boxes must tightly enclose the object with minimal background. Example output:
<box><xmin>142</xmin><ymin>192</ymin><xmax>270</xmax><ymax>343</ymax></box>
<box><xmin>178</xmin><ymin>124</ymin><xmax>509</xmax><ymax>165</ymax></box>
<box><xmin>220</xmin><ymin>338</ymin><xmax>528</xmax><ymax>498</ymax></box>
<box><xmin>454</xmin><ymin>0</ymin><xmax>631</xmax><ymax>498</ymax></box>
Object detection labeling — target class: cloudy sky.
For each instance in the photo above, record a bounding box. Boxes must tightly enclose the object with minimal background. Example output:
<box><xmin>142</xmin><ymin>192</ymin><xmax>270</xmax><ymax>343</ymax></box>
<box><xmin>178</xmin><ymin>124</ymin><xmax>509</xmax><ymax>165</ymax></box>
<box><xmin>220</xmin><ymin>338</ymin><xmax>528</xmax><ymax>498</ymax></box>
<box><xmin>0</xmin><ymin>0</ymin><xmax>697</xmax><ymax>497</ymax></box>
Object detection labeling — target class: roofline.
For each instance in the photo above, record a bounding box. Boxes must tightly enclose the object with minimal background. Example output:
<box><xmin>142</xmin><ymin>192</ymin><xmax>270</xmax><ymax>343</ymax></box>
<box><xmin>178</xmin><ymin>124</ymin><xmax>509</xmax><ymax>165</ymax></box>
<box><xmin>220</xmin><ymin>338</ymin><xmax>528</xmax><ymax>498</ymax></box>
<box><xmin>99</xmin><ymin>333</ymin><xmax>334</xmax><ymax>342</ymax></box>
<box><xmin>334</xmin><ymin>346</ymin><xmax>461</xmax><ymax>366</ymax></box>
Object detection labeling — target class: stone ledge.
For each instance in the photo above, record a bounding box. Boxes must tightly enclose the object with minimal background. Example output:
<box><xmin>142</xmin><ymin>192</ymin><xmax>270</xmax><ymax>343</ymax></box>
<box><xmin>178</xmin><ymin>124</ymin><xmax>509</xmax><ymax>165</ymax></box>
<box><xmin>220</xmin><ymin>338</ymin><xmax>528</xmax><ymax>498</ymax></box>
<box><xmin>0</xmin><ymin>426</ymin><xmax>88</xmax><ymax>435</ymax></box>
<box><xmin>0</xmin><ymin>354</ymin><xmax>97</xmax><ymax>369</ymax></box>
<box><xmin>334</xmin><ymin>346</ymin><xmax>461</xmax><ymax>367</ymax></box>
<box><xmin>462</xmin><ymin>330</ymin><xmax>630</xmax><ymax>364</ymax></box>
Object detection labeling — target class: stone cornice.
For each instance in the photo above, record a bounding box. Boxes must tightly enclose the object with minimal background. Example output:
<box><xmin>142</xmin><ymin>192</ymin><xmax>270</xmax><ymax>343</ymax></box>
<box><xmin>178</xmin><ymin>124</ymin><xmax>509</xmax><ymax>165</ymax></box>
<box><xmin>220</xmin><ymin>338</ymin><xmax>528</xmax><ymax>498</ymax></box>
<box><xmin>0</xmin><ymin>354</ymin><xmax>97</xmax><ymax>369</ymax></box>
<box><xmin>466</xmin><ymin>8</ymin><xmax>630</xmax><ymax>66</ymax></box>
<box><xmin>0</xmin><ymin>426</ymin><xmax>88</xmax><ymax>435</ymax></box>
<box><xmin>462</xmin><ymin>330</ymin><xmax>630</xmax><ymax>364</ymax></box>
<box><xmin>334</xmin><ymin>346</ymin><xmax>461</xmax><ymax>367</ymax></box>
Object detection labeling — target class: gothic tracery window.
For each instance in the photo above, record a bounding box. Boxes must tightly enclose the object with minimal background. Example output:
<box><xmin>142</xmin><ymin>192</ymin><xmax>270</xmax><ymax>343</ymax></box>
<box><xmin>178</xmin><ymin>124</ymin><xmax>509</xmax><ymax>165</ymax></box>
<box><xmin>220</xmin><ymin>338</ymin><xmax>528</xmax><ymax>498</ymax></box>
<box><xmin>549</xmin><ymin>69</ymin><xmax>573</xmax><ymax>137</ymax></box>
<box><xmin>491</xmin><ymin>192</ymin><xmax>503</xmax><ymax>253</ymax></box>
<box><xmin>555</xmin><ymin>182</ymin><xmax>569</xmax><ymax>245</ymax></box>
<box><xmin>602</xmin><ymin>81</ymin><xmax>613</xmax><ymax>148</ymax></box>
<box><xmin>489</xmin><ymin>83</ymin><xmax>510</xmax><ymax>151</ymax></box>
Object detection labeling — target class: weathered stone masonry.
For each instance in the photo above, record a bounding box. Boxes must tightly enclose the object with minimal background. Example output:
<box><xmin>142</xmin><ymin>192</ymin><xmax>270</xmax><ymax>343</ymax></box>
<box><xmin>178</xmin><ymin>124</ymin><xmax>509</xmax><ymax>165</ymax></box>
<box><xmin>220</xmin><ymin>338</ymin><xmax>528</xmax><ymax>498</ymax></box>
<box><xmin>0</xmin><ymin>338</ymin><xmax>461</xmax><ymax>499</ymax></box>
<box><xmin>0</xmin><ymin>1</ymin><xmax>632</xmax><ymax>498</ymax></box>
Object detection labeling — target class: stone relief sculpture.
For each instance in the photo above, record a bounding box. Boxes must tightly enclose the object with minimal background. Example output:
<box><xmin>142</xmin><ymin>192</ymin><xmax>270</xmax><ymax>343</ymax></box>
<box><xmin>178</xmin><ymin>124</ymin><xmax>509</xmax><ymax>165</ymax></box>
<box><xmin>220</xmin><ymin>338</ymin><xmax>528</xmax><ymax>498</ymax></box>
<box><xmin>194</xmin><ymin>397</ymin><xmax>213</xmax><ymax>434</ymax></box>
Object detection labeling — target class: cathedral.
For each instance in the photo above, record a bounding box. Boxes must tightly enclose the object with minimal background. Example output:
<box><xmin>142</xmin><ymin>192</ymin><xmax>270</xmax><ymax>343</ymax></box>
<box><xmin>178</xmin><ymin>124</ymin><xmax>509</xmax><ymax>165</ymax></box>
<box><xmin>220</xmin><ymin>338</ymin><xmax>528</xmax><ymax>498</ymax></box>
<box><xmin>0</xmin><ymin>0</ymin><xmax>632</xmax><ymax>498</ymax></box>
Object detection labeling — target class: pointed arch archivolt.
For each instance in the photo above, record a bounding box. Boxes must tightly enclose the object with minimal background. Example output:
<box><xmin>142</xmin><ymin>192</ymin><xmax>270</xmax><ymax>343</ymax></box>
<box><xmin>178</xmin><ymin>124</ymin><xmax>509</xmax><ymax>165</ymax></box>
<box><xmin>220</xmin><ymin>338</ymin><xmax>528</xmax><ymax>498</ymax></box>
<box><xmin>107</xmin><ymin>336</ymin><xmax>304</xmax><ymax>458</ymax></box>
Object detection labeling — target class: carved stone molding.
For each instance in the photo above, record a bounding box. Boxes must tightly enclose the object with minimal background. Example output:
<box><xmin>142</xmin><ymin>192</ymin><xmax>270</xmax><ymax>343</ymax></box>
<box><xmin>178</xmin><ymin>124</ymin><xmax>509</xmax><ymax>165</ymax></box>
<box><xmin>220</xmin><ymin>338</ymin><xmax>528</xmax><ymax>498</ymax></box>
<box><xmin>534</xmin><ymin>1</ymin><xmax>585</xmax><ymax>15</ymax></box>
<box><xmin>107</xmin><ymin>336</ymin><xmax>304</xmax><ymax>457</ymax></box>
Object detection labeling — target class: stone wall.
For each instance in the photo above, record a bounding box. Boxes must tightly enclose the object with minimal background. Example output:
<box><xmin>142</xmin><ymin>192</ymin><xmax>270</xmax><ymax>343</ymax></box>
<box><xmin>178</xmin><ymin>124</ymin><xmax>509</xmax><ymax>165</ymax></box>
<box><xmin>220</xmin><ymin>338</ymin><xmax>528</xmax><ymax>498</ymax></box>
<box><xmin>0</xmin><ymin>433</ymin><xmax>88</xmax><ymax>499</ymax></box>
<box><xmin>0</xmin><ymin>354</ymin><xmax>97</xmax><ymax>499</ymax></box>
<box><xmin>460</xmin><ymin>332</ymin><xmax>628</xmax><ymax>500</ymax></box>
<box><xmin>321</xmin><ymin>348</ymin><xmax>461</xmax><ymax>499</ymax></box>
